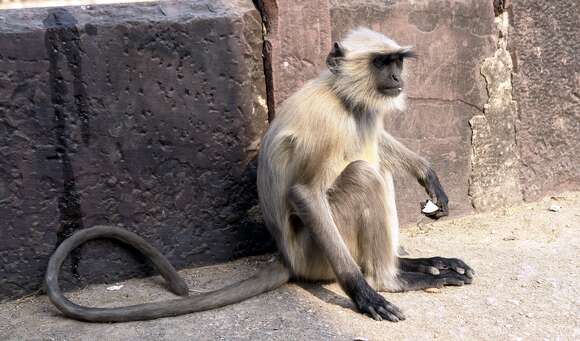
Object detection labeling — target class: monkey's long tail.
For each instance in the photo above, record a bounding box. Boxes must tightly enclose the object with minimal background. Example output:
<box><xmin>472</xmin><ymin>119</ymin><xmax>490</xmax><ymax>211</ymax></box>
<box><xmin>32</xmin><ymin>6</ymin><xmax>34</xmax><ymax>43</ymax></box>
<box><xmin>45</xmin><ymin>225</ymin><xmax>291</xmax><ymax>322</ymax></box>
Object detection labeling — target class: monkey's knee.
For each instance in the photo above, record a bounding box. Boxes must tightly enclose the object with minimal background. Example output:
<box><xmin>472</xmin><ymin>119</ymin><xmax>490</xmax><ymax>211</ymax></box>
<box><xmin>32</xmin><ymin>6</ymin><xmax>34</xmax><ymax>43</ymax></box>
<box><xmin>343</xmin><ymin>160</ymin><xmax>381</xmax><ymax>176</ymax></box>
<box><xmin>331</xmin><ymin>161</ymin><xmax>386</xmax><ymax>206</ymax></box>
<box><xmin>342</xmin><ymin>160</ymin><xmax>385</xmax><ymax>189</ymax></box>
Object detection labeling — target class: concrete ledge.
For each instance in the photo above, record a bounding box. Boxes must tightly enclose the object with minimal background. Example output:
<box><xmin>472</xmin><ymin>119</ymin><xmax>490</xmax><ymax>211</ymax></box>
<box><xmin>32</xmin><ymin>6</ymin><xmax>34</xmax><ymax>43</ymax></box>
<box><xmin>0</xmin><ymin>0</ymin><xmax>274</xmax><ymax>301</ymax></box>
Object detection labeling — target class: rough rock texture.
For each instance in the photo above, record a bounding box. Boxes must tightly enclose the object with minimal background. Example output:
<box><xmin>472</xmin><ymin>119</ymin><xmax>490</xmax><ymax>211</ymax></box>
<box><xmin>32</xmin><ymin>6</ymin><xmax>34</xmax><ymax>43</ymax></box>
<box><xmin>254</xmin><ymin>0</ymin><xmax>331</xmax><ymax>118</ymax></box>
<box><xmin>509</xmin><ymin>0</ymin><xmax>580</xmax><ymax>201</ymax></box>
<box><xmin>469</xmin><ymin>12</ymin><xmax>523</xmax><ymax>210</ymax></box>
<box><xmin>0</xmin><ymin>0</ymin><xmax>273</xmax><ymax>301</ymax></box>
<box><xmin>330</xmin><ymin>0</ymin><xmax>497</xmax><ymax>223</ymax></box>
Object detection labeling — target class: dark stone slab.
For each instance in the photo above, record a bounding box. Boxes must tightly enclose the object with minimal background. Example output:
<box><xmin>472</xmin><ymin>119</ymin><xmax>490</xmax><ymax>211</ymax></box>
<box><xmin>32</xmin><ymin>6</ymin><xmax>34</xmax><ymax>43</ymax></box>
<box><xmin>510</xmin><ymin>0</ymin><xmax>580</xmax><ymax>201</ymax></box>
<box><xmin>0</xmin><ymin>0</ymin><xmax>273</xmax><ymax>301</ymax></box>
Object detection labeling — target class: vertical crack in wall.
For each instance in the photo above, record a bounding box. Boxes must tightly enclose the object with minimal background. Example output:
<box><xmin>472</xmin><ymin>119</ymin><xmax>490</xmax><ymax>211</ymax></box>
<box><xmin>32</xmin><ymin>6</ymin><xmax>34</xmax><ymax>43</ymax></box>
<box><xmin>252</xmin><ymin>0</ymin><xmax>277</xmax><ymax>121</ymax></box>
<box><xmin>468</xmin><ymin>7</ymin><xmax>523</xmax><ymax>211</ymax></box>
<box><xmin>43</xmin><ymin>8</ymin><xmax>87</xmax><ymax>280</ymax></box>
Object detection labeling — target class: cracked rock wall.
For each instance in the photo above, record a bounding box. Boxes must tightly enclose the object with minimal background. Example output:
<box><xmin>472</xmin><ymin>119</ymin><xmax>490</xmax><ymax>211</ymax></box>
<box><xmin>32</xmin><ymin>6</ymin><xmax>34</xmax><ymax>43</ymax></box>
<box><xmin>469</xmin><ymin>11</ymin><xmax>523</xmax><ymax>210</ymax></box>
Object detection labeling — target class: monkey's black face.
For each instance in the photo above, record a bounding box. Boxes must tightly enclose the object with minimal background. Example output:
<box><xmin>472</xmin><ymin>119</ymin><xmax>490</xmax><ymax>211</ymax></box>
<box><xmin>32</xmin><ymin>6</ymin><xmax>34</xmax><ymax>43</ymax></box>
<box><xmin>372</xmin><ymin>53</ymin><xmax>407</xmax><ymax>97</ymax></box>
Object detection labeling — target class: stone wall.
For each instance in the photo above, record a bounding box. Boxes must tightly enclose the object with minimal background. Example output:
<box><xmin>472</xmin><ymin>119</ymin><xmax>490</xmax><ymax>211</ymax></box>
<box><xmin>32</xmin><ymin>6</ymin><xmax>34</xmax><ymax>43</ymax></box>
<box><xmin>261</xmin><ymin>0</ymin><xmax>579</xmax><ymax>220</ymax></box>
<box><xmin>509</xmin><ymin>0</ymin><xmax>580</xmax><ymax>201</ymax></box>
<box><xmin>0</xmin><ymin>0</ymin><xmax>274</xmax><ymax>301</ymax></box>
<box><xmin>0</xmin><ymin>0</ymin><xmax>578</xmax><ymax>301</ymax></box>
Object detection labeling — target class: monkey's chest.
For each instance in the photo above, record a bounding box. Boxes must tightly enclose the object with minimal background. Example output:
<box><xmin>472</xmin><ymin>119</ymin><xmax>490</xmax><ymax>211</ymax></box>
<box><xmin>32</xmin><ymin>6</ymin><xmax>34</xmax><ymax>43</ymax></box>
<box><xmin>358</xmin><ymin>142</ymin><xmax>380</xmax><ymax>166</ymax></box>
<box><xmin>335</xmin><ymin>142</ymin><xmax>380</xmax><ymax>175</ymax></box>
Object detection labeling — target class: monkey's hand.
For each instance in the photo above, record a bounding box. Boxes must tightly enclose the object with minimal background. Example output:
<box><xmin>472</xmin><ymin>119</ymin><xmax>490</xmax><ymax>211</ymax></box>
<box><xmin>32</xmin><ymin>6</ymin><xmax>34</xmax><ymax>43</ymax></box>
<box><xmin>419</xmin><ymin>168</ymin><xmax>449</xmax><ymax>219</ymax></box>
<box><xmin>353</xmin><ymin>287</ymin><xmax>406</xmax><ymax>322</ymax></box>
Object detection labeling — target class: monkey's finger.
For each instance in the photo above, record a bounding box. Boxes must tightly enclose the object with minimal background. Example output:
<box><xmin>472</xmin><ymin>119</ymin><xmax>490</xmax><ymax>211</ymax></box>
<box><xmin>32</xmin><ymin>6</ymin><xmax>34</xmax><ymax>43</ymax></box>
<box><xmin>367</xmin><ymin>306</ymin><xmax>382</xmax><ymax>321</ymax></box>
<box><xmin>442</xmin><ymin>277</ymin><xmax>464</xmax><ymax>286</ymax></box>
<box><xmin>447</xmin><ymin>259</ymin><xmax>475</xmax><ymax>278</ymax></box>
<box><xmin>425</xmin><ymin>266</ymin><xmax>440</xmax><ymax>275</ymax></box>
<box><xmin>456</xmin><ymin>263</ymin><xmax>475</xmax><ymax>278</ymax></box>
<box><xmin>430</xmin><ymin>258</ymin><xmax>449</xmax><ymax>270</ymax></box>
<box><xmin>424</xmin><ymin>211</ymin><xmax>443</xmax><ymax>220</ymax></box>
<box><xmin>385</xmin><ymin>303</ymin><xmax>406</xmax><ymax>320</ymax></box>
<box><xmin>423</xmin><ymin>209</ymin><xmax>447</xmax><ymax>220</ymax></box>
<box><xmin>466</xmin><ymin>268</ymin><xmax>476</xmax><ymax>278</ymax></box>
<box><xmin>462</xmin><ymin>274</ymin><xmax>473</xmax><ymax>285</ymax></box>
<box><xmin>410</xmin><ymin>264</ymin><xmax>441</xmax><ymax>275</ymax></box>
<box><xmin>438</xmin><ymin>270</ymin><xmax>473</xmax><ymax>286</ymax></box>
<box><xmin>377</xmin><ymin>306</ymin><xmax>400</xmax><ymax>322</ymax></box>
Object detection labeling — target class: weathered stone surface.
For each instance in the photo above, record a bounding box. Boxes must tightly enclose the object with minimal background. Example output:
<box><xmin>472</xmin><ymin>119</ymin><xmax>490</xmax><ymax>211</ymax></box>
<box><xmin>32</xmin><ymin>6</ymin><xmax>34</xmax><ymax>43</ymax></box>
<box><xmin>510</xmin><ymin>0</ymin><xmax>580</xmax><ymax>201</ymax></box>
<box><xmin>330</xmin><ymin>0</ymin><xmax>497</xmax><ymax>223</ymax></box>
<box><xmin>255</xmin><ymin>0</ymin><xmax>331</xmax><ymax>117</ymax></box>
<box><xmin>469</xmin><ymin>12</ymin><xmax>523</xmax><ymax>211</ymax></box>
<box><xmin>0</xmin><ymin>0</ymin><xmax>273</xmax><ymax>301</ymax></box>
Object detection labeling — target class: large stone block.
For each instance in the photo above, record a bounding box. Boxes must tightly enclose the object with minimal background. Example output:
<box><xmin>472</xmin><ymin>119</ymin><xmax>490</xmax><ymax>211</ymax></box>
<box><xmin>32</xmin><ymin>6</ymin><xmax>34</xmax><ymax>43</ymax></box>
<box><xmin>0</xmin><ymin>0</ymin><xmax>273</xmax><ymax>301</ymax></box>
<box><xmin>330</xmin><ymin>0</ymin><xmax>497</xmax><ymax>223</ymax></box>
<box><xmin>510</xmin><ymin>0</ymin><xmax>580</xmax><ymax>200</ymax></box>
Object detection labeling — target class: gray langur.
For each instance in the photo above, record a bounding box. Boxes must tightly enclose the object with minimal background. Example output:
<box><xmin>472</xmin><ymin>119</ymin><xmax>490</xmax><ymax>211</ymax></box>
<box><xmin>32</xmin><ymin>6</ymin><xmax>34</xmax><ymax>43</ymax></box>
<box><xmin>45</xmin><ymin>27</ymin><xmax>474</xmax><ymax>323</ymax></box>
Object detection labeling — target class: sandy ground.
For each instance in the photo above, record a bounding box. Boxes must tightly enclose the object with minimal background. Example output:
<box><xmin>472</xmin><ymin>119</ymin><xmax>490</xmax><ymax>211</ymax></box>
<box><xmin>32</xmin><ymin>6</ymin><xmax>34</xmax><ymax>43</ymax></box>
<box><xmin>1</xmin><ymin>192</ymin><xmax>578</xmax><ymax>341</ymax></box>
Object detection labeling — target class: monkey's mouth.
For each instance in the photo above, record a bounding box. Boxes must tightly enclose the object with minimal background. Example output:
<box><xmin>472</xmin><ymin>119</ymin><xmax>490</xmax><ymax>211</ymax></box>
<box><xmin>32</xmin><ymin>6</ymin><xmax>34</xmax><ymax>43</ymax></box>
<box><xmin>378</xmin><ymin>87</ymin><xmax>403</xmax><ymax>97</ymax></box>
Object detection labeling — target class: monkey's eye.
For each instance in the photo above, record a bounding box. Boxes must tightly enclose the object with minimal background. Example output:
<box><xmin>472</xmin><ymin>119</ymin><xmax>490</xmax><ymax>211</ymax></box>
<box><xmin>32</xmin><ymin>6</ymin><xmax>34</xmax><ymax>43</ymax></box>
<box><xmin>372</xmin><ymin>56</ymin><xmax>386</xmax><ymax>69</ymax></box>
<box><xmin>397</xmin><ymin>55</ymin><xmax>404</xmax><ymax>66</ymax></box>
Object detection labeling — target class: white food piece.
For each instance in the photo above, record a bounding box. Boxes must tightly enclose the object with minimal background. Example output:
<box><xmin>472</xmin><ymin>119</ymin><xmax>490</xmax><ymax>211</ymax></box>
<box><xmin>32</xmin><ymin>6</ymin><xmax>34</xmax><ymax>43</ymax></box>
<box><xmin>422</xmin><ymin>200</ymin><xmax>440</xmax><ymax>214</ymax></box>
<box><xmin>106</xmin><ymin>284</ymin><xmax>124</xmax><ymax>291</ymax></box>
<box><xmin>548</xmin><ymin>204</ymin><xmax>561</xmax><ymax>212</ymax></box>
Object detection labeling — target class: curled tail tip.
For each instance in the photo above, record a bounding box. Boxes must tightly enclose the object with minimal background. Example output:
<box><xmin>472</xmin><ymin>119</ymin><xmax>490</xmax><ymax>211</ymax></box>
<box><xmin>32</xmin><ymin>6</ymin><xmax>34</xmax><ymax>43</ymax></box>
<box><xmin>169</xmin><ymin>279</ymin><xmax>189</xmax><ymax>296</ymax></box>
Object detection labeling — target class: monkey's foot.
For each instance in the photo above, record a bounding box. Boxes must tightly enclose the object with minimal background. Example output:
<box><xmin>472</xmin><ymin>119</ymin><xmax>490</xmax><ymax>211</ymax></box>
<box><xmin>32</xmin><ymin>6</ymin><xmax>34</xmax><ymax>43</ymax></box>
<box><xmin>396</xmin><ymin>269</ymin><xmax>473</xmax><ymax>292</ymax></box>
<box><xmin>352</xmin><ymin>282</ymin><xmax>406</xmax><ymax>322</ymax></box>
<box><xmin>398</xmin><ymin>256</ymin><xmax>475</xmax><ymax>278</ymax></box>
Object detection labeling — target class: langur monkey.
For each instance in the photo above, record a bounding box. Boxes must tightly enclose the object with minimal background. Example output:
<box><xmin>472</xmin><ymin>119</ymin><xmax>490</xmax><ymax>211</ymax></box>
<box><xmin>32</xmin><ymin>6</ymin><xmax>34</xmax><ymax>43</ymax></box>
<box><xmin>46</xmin><ymin>27</ymin><xmax>474</xmax><ymax>323</ymax></box>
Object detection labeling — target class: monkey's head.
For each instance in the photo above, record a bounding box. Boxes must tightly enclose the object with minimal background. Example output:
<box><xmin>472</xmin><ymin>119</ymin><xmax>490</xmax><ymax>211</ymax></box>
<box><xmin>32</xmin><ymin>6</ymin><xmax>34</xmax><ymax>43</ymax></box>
<box><xmin>327</xmin><ymin>28</ymin><xmax>416</xmax><ymax>113</ymax></box>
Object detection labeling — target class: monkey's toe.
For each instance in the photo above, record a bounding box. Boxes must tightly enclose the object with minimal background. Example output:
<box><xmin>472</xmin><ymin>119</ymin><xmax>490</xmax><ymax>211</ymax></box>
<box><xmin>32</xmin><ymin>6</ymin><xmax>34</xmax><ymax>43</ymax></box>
<box><xmin>436</xmin><ymin>269</ymin><xmax>473</xmax><ymax>286</ymax></box>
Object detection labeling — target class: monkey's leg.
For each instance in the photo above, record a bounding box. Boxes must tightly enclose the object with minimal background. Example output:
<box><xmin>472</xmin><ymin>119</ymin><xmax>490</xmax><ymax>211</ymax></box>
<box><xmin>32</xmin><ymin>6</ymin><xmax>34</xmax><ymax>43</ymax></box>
<box><xmin>288</xmin><ymin>171</ymin><xmax>405</xmax><ymax>322</ymax></box>
<box><xmin>328</xmin><ymin>161</ymin><xmax>399</xmax><ymax>292</ymax></box>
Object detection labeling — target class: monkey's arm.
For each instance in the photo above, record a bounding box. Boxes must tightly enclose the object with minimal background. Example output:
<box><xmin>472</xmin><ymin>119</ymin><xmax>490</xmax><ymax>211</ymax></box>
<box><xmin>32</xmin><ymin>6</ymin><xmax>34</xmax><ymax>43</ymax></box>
<box><xmin>378</xmin><ymin>131</ymin><xmax>448</xmax><ymax>217</ymax></box>
<box><xmin>289</xmin><ymin>184</ymin><xmax>405</xmax><ymax>322</ymax></box>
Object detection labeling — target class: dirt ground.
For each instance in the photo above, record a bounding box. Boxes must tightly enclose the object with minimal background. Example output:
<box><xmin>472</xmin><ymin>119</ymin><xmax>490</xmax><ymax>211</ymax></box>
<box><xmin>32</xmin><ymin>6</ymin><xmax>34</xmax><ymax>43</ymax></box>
<box><xmin>1</xmin><ymin>192</ymin><xmax>578</xmax><ymax>341</ymax></box>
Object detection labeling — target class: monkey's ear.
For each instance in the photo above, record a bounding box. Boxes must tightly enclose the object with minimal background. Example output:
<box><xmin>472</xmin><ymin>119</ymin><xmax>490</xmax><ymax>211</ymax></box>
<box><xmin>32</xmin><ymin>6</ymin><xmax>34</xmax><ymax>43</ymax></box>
<box><xmin>326</xmin><ymin>42</ymin><xmax>344</xmax><ymax>74</ymax></box>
